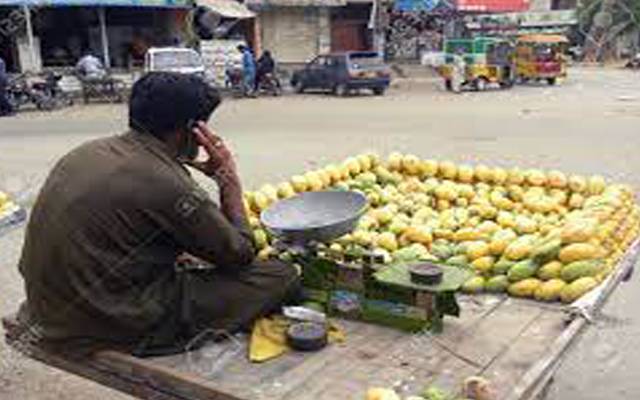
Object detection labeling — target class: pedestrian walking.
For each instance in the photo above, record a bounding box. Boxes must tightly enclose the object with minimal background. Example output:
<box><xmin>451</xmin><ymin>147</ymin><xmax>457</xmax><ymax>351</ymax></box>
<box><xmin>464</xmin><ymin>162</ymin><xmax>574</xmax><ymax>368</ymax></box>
<box><xmin>237</xmin><ymin>45</ymin><xmax>256</xmax><ymax>96</ymax></box>
<box><xmin>451</xmin><ymin>49</ymin><xmax>466</xmax><ymax>93</ymax></box>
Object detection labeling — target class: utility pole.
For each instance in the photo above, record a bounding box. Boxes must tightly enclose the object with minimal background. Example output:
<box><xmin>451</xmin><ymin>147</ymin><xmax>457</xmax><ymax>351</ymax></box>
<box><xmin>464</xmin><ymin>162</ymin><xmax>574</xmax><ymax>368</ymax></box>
<box><xmin>372</xmin><ymin>0</ymin><xmax>387</xmax><ymax>57</ymax></box>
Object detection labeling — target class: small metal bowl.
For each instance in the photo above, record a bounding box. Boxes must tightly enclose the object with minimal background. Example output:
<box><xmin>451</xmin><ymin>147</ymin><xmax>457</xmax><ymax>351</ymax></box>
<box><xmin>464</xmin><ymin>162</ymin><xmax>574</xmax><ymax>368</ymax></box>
<box><xmin>286</xmin><ymin>322</ymin><xmax>328</xmax><ymax>352</ymax></box>
<box><xmin>409</xmin><ymin>263</ymin><xmax>444</xmax><ymax>286</ymax></box>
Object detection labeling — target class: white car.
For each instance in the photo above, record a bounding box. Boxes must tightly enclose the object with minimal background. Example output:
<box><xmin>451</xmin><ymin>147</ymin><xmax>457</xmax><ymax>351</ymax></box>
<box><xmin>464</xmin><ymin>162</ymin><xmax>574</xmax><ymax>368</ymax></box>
<box><xmin>144</xmin><ymin>47</ymin><xmax>206</xmax><ymax>77</ymax></box>
<box><xmin>421</xmin><ymin>51</ymin><xmax>446</xmax><ymax>68</ymax></box>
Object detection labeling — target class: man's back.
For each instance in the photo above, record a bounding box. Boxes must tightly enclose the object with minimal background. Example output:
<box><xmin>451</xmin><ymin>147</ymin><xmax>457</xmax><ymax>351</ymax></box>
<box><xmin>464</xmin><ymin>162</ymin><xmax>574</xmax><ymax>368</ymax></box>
<box><xmin>19</xmin><ymin>132</ymin><xmax>195</xmax><ymax>344</ymax></box>
<box><xmin>77</xmin><ymin>55</ymin><xmax>105</xmax><ymax>78</ymax></box>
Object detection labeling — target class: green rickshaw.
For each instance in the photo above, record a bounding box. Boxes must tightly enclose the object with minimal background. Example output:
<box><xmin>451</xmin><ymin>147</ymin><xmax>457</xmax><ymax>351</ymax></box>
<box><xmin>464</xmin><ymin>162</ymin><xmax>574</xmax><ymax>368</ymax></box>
<box><xmin>438</xmin><ymin>37</ymin><xmax>515</xmax><ymax>92</ymax></box>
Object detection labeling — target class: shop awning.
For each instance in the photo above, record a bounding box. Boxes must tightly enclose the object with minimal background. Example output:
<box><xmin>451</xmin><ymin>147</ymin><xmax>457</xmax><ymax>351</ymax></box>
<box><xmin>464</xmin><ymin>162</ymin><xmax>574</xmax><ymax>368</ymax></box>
<box><xmin>244</xmin><ymin>0</ymin><xmax>346</xmax><ymax>7</ymax></box>
<box><xmin>0</xmin><ymin>0</ymin><xmax>190</xmax><ymax>7</ymax></box>
<box><xmin>197</xmin><ymin>0</ymin><xmax>255</xmax><ymax>18</ymax></box>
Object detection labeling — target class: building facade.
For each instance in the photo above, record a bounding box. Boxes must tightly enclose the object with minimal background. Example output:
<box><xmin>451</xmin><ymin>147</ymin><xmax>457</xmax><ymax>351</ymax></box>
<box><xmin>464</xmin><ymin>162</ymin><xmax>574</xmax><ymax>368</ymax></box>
<box><xmin>0</xmin><ymin>0</ymin><xmax>193</xmax><ymax>73</ymax></box>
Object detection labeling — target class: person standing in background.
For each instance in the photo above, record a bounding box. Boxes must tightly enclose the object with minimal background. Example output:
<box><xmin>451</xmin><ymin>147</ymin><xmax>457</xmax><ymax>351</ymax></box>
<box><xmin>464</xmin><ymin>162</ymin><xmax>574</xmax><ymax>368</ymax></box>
<box><xmin>0</xmin><ymin>56</ymin><xmax>13</xmax><ymax>116</ymax></box>
<box><xmin>237</xmin><ymin>45</ymin><xmax>256</xmax><ymax>96</ymax></box>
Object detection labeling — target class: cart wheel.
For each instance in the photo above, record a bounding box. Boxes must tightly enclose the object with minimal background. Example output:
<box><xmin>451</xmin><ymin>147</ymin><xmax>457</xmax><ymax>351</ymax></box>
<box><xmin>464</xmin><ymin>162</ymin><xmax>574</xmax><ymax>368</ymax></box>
<box><xmin>547</xmin><ymin>77</ymin><xmax>557</xmax><ymax>86</ymax></box>
<box><xmin>36</xmin><ymin>95</ymin><xmax>56</xmax><ymax>111</ymax></box>
<box><xmin>474</xmin><ymin>77</ymin><xmax>489</xmax><ymax>91</ymax></box>
<box><xmin>293</xmin><ymin>80</ymin><xmax>305</xmax><ymax>94</ymax></box>
<box><xmin>444</xmin><ymin>79</ymin><xmax>453</xmax><ymax>91</ymax></box>
<box><xmin>334</xmin><ymin>84</ymin><xmax>348</xmax><ymax>97</ymax></box>
<box><xmin>499</xmin><ymin>79</ymin><xmax>514</xmax><ymax>89</ymax></box>
<box><xmin>372</xmin><ymin>87</ymin><xmax>386</xmax><ymax>96</ymax></box>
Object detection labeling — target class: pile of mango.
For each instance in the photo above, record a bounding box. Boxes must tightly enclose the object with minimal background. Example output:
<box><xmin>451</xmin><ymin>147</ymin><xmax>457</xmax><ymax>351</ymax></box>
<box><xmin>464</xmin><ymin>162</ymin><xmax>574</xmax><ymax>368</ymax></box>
<box><xmin>0</xmin><ymin>191</ymin><xmax>20</xmax><ymax>221</ymax></box>
<box><xmin>243</xmin><ymin>153</ymin><xmax>640</xmax><ymax>304</ymax></box>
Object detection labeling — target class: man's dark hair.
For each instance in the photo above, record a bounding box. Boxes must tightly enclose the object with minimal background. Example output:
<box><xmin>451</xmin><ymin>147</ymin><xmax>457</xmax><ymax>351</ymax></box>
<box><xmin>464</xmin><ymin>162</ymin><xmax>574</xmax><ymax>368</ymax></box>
<box><xmin>129</xmin><ymin>72</ymin><xmax>221</xmax><ymax>139</ymax></box>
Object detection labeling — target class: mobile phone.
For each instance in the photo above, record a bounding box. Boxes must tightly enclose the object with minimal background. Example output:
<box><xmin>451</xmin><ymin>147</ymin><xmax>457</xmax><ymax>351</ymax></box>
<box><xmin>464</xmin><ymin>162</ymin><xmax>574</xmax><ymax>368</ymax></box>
<box><xmin>178</xmin><ymin>119</ymin><xmax>200</xmax><ymax>162</ymax></box>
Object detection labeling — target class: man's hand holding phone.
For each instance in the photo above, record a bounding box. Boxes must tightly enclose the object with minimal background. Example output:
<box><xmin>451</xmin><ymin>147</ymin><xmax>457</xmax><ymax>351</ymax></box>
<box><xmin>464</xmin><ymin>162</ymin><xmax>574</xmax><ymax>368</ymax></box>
<box><xmin>188</xmin><ymin>121</ymin><xmax>239</xmax><ymax>186</ymax></box>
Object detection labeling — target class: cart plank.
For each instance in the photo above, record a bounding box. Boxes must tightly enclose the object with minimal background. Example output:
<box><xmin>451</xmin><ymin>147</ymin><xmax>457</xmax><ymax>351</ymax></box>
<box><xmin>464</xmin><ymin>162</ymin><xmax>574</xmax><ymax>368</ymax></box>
<box><xmin>437</xmin><ymin>298</ymin><xmax>545</xmax><ymax>368</ymax></box>
<box><xmin>482</xmin><ymin>309</ymin><xmax>568</xmax><ymax>400</ymax></box>
<box><xmin>5</xmin><ymin>239</ymin><xmax>639</xmax><ymax>400</ymax></box>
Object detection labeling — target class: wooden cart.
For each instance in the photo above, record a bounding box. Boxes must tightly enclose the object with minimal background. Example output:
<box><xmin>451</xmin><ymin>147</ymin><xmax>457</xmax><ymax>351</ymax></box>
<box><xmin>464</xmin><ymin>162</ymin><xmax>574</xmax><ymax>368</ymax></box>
<box><xmin>0</xmin><ymin>207</ymin><xmax>27</xmax><ymax>238</ymax></box>
<box><xmin>4</xmin><ymin>241</ymin><xmax>638</xmax><ymax>400</ymax></box>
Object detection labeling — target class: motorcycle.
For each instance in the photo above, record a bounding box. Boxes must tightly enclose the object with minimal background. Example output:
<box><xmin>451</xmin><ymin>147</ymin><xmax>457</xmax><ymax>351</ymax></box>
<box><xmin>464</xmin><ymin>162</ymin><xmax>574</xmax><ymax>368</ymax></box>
<box><xmin>225</xmin><ymin>68</ymin><xmax>282</xmax><ymax>98</ymax></box>
<box><xmin>225</xmin><ymin>68</ymin><xmax>252</xmax><ymax>98</ymax></box>
<box><xmin>625</xmin><ymin>53</ymin><xmax>640</xmax><ymax>70</ymax></box>
<box><xmin>256</xmin><ymin>72</ymin><xmax>282</xmax><ymax>97</ymax></box>
<box><xmin>32</xmin><ymin>72</ymin><xmax>74</xmax><ymax>108</ymax></box>
<box><xmin>7</xmin><ymin>72</ymin><xmax>73</xmax><ymax>112</ymax></box>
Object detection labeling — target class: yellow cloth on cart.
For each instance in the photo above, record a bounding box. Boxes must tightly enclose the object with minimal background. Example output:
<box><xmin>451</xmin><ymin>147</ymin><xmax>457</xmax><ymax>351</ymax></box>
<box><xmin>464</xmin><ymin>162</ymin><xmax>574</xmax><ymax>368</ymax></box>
<box><xmin>249</xmin><ymin>316</ymin><xmax>346</xmax><ymax>363</ymax></box>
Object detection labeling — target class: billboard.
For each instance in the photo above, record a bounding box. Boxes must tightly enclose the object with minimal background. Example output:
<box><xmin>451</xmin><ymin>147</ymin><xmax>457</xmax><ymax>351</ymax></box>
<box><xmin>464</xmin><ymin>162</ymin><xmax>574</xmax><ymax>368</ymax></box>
<box><xmin>457</xmin><ymin>0</ymin><xmax>530</xmax><ymax>12</ymax></box>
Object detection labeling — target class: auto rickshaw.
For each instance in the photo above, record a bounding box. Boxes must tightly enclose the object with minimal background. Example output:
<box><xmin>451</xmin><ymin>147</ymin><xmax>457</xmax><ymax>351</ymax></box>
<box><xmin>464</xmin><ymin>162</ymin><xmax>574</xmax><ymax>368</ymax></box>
<box><xmin>439</xmin><ymin>37</ymin><xmax>515</xmax><ymax>92</ymax></box>
<box><xmin>515</xmin><ymin>34</ymin><xmax>569</xmax><ymax>85</ymax></box>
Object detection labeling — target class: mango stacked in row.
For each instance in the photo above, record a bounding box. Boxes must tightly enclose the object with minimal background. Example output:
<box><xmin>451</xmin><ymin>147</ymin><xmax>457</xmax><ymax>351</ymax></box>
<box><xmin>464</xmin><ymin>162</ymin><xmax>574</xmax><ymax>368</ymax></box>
<box><xmin>243</xmin><ymin>153</ymin><xmax>640</xmax><ymax>303</ymax></box>
<box><xmin>0</xmin><ymin>191</ymin><xmax>20</xmax><ymax>221</ymax></box>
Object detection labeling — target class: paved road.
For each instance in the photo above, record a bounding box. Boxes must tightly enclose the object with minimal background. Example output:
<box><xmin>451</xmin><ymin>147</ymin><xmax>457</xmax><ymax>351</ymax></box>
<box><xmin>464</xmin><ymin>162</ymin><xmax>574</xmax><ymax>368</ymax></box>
<box><xmin>1</xmin><ymin>67</ymin><xmax>640</xmax><ymax>400</ymax></box>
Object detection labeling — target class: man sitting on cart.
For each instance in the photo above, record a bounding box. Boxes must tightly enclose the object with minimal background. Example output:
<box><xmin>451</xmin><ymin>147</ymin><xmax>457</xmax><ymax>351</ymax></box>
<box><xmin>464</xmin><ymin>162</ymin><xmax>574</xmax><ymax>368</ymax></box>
<box><xmin>16</xmin><ymin>72</ymin><xmax>300</xmax><ymax>355</ymax></box>
<box><xmin>75</xmin><ymin>51</ymin><xmax>107</xmax><ymax>81</ymax></box>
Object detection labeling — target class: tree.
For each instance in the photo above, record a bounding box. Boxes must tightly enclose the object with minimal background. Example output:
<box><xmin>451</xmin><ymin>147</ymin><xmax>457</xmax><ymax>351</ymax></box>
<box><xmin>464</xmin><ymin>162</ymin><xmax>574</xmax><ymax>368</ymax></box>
<box><xmin>581</xmin><ymin>0</ymin><xmax>640</xmax><ymax>61</ymax></box>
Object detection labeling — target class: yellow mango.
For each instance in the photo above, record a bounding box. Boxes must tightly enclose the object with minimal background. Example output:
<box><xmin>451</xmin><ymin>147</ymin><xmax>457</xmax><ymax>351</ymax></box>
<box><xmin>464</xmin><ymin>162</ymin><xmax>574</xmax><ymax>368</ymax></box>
<box><xmin>568</xmin><ymin>175</ymin><xmax>588</xmax><ymax>193</ymax></box>
<box><xmin>472</xmin><ymin>256</ymin><xmax>495</xmax><ymax>275</ymax></box>
<box><xmin>475</xmin><ymin>164</ymin><xmax>493</xmax><ymax>182</ymax></box>
<box><xmin>508</xmin><ymin>278</ymin><xmax>542</xmax><ymax>298</ymax></box>
<box><xmin>277</xmin><ymin>182</ymin><xmax>296</xmax><ymax>199</ymax></box>
<box><xmin>454</xmin><ymin>227</ymin><xmax>482</xmax><ymax>242</ymax></box>
<box><xmin>526</xmin><ymin>169</ymin><xmax>547</xmax><ymax>186</ymax></box>
<box><xmin>466</xmin><ymin>241</ymin><xmax>490</xmax><ymax>261</ymax></box>
<box><xmin>343</xmin><ymin>157</ymin><xmax>362</xmax><ymax>176</ymax></box>
<box><xmin>588</xmin><ymin>175</ymin><xmax>607</xmax><ymax>195</ymax></box>
<box><xmin>375</xmin><ymin>232</ymin><xmax>398</xmax><ymax>252</ymax></box>
<box><xmin>558</xmin><ymin>243</ymin><xmax>600</xmax><ymax>263</ymax></box>
<box><xmin>325</xmin><ymin>165</ymin><xmax>342</xmax><ymax>184</ymax></box>
<box><xmin>560</xmin><ymin>277</ymin><xmax>598</xmax><ymax>303</ymax></box>
<box><xmin>568</xmin><ymin>193</ymin><xmax>585</xmax><ymax>209</ymax></box>
<box><xmin>492</xmin><ymin>167</ymin><xmax>508</xmax><ymax>185</ymax></box>
<box><xmin>561</xmin><ymin>218</ymin><xmax>597</xmax><ymax>243</ymax></box>
<box><xmin>366</xmin><ymin>388</ymin><xmax>401</xmax><ymax>400</ymax></box>
<box><xmin>537</xmin><ymin>261</ymin><xmax>564</xmax><ymax>280</ymax></box>
<box><xmin>439</xmin><ymin>160</ymin><xmax>458</xmax><ymax>180</ymax></box>
<box><xmin>357</xmin><ymin>154</ymin><xmax>373</xmax><ymax>172</ymax></box>
<box><xmin>252</xmin><ymin>191</ymin><xmax>270</xmax><ymax>212</ymax></box>
<box><xmin>458</xmin><ymin>164</ymin><xmax>475</xmax><ymax>183</ymax></box>
<box><xmin>547</xmin><ymin>170</ymin><xmax>568</xmax><ymax>189</ymax></box>
<box><xmin>504</xmin><ymin>236</ymin><xmax>535</xmax><ymax>260</ymax></box>
<box><xmin>402</xmin><ymin>154</ymin><xmax>421</xmax><ymax>175</ymax></box>
<box><xmin>387</xmin><ymin>152</ymin><xmax>403</xmax><ymax>171</ymax></box>
<box><xmin>421</xmin><ymin>159</ymin><xmax>440</xmax><ymax>177</ymax></box>
<box><xmin>535</xmin><ymin>279</ymin><xmax>567</xmax><ymax>302</ymax></box>
<box><xmin>508</xmin><ymin>167</ymin><xmax>525</xmax><ymax>185</ymax></box>
<box><xmin>490</xmin><ymin>229</ymin><xmax>518</xmax><ymax>255</ymax></box>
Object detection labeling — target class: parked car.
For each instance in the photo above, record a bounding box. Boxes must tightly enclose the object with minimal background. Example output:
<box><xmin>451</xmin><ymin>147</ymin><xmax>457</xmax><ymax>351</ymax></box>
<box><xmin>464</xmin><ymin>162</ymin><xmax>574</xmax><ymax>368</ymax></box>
<box><xmin>290</xmin><ymin>52</ymin><xmax>391</xmax><ymax>96</ymax></box>
<box><xmin>144</xmin><ymin>47</ymin><xmax>206</xmax><ymax>78</ymax></box>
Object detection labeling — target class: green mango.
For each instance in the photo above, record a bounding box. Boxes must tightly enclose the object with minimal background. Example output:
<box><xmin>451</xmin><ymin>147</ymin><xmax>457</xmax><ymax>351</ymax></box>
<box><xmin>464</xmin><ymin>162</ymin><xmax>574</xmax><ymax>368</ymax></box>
<box><xmin>446</xmin><ymin>255</ymin><xmax>469</xmax><ymax>268</ymax></box>
<box><xmin>431</xmin><ymin>243</ymin><xmax>454</xmax><ymax>261</ymax></box>
<box><xmin>531</xmin><ymin>238</ymin><xmax>562</xmax><ymax>265</ymax></box>
<box><xmin>462</xmin><ymin>276</ymin><xmax>485</xmax><ymax>293</ymax></box>
<box><xmin>508</xmin><ymin>259</ymin><xmax>539</xmax><ymax>282</ymax></box>
<box><xmin>493</xmin><ymin>258</ymin><xmax>516</xmax><ymax>275</ymax></box>
<box><xmin>560</xmin><ymin>260</ymin><xmax>601</xmax><ymax>283</ymax></box>
<box><xmin>486</xmin><ymin>275</ymin><xmax>510</xmax><ymax>293</ymax></box>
